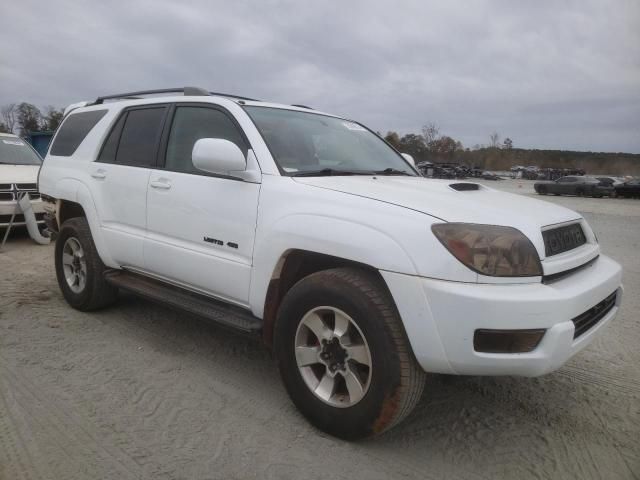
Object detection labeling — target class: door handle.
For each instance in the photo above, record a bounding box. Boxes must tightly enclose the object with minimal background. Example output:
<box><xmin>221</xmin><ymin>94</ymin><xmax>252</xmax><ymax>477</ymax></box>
<box><xmin>91</xmin><ymin>169</ymin><xmax>107</xmax><ymax>179</ymax></box>
<box><xmin>150</xmin><ymin>179</ymin><xmax>172</xmax><ymax>190</ymax></box>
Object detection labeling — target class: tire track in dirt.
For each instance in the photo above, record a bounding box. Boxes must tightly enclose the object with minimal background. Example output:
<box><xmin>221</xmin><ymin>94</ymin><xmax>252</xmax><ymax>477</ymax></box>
<box><xmin>557</xmin><ymin>364</ymin><xmax>640</xmax><ymax>396</ymax></box>
<box><xmin>0</xmin><ymin>359</ymin><xmax>143</xmax><ymax>480</ymax></box>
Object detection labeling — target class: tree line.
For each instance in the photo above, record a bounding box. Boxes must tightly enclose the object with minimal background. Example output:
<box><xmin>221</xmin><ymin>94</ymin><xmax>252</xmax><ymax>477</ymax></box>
<box><xmin>0</xmin><ymin>103</ymin><xmax>64</xmax><ymax>136</ymax></box>
<box><xmin>383</xmin><ymin>122</ymin><xmax>513</xmax><ymax>164</ymax></box>
<box><xmin>382</xmin><ymin>123</ymin><xmax>639</xmax><ymax>175</ymax></box>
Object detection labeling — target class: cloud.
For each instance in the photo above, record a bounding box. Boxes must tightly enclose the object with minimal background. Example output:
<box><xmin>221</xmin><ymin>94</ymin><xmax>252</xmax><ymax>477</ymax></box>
<box><xmin>1</xmin><ymin>0</ymin><xmax>638</xmax><ymax>152</ymax></box>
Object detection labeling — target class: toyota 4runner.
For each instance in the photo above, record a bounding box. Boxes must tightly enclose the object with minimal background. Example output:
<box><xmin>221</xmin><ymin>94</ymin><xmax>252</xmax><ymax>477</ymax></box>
<box><xmin>38</xmin><ymin>87</ymin><xmax>623</xmax><ymax>439</ymax></box>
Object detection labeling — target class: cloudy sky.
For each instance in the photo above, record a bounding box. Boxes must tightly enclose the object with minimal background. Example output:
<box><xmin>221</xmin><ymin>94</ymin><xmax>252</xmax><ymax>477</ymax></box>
<box><xmin>1</xmin><ymin>0</ymin><xmax>638</xmax><ymax>152</ymax></box>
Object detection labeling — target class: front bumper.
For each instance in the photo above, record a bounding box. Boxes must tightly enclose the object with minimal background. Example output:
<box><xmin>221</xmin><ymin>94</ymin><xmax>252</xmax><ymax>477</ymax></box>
<box><xmin>382</xmin><ymin>254</ymin><xmax>623</xmax><ymax>377</ymax></box>
<box><xmin>0</xmin><ymin>199</ymin><xmax>45</xmax><ymax>227</ymax></box>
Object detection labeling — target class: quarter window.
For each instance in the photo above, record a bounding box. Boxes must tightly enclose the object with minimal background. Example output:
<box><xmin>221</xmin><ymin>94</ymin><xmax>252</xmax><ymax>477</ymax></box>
<box><xmin>49</xmin><ymin>110</ymin><xmax>107</xmax><ymax>156</ymax></box>
<box><xmin>164</xmin><ymin>107</ymin><xmax>247</xmax><ymax>174</ymax></box>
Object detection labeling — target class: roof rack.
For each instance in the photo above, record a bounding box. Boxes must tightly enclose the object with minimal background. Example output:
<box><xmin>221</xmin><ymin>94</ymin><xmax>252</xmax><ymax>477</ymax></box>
<box><xmin>209</xmin><ymin>91</ymin><xmax>259</xmax><ymax>101</ymax></box>
<box><xmin>93</xmin><ymin>87</ymin><xmax>259</xmax><ymax>104</ymax></box>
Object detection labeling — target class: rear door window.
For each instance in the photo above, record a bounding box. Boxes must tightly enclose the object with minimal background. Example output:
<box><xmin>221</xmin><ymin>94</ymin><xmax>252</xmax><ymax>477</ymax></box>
<box><xmin>113</xmin><ymin>106</ymin><xmax>168</xmax><ymax>167</ymax></box>
<box><xmin>49</xmin><ymin>110</ymin><xmax>107</xmax><ymax>156</ymax></box>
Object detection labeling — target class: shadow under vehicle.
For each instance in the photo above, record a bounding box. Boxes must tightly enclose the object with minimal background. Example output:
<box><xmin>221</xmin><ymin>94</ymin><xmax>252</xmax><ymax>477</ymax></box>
<box><xmin>534</xmin><ymin>176</ymin><xmax>614</xmax><ymax>197</ymax></box>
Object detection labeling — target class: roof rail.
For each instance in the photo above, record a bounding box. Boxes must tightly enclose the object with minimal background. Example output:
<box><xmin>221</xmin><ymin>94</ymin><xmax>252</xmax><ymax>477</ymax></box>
<box><xmin>291</xmin><ymin>104</ymin><xmax>313</xmax><ymax>109</ymax></box>
<box><xmin>93</xmin><ymin>87</ymin><xmax>209</xmax><ymax>104</ymax></box>
<box><xmin>92</xmin><ymin>87</ymin><xmax>260</xmax><ymax>105</ymax></box>
<box><xmin>209</xmin><ymin>91</ymin><xmax>259</xmax><ymax>101</ymax></box>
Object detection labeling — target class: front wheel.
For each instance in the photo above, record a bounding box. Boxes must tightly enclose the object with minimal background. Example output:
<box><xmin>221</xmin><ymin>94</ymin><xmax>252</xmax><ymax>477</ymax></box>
<box><xmin>275</xmin><ymin>268</ymin><xmax>426</xmax><ymax>439</ymax></box>
<box><xmin>55</xmin><ymin>217</ymin><xmax>118</xmax><ymax>311</ymax></box>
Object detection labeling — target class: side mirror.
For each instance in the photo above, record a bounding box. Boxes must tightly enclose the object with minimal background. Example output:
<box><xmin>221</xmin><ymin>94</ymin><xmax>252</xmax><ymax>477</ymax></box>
<box><xmin>401</xmin><ymin>153</ymin><xmax>415</xmax><ymax>167</ymax></box>
<box><xmin>192</xmin><ymin>138</ymin><xmax>246</xmax><ymax>175</ymax></box>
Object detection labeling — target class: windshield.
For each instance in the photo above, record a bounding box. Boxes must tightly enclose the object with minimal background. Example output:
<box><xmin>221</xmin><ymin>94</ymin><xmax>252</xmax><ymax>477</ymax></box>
<box><xmin>244</xmin><ymin>106</ymin><xmax>415</xmax><ymax>176</ymax></box>
<box><xmin>0</xmin><ymin>137</ymin><xmax>42</xmax><ymax>165</ymax></box>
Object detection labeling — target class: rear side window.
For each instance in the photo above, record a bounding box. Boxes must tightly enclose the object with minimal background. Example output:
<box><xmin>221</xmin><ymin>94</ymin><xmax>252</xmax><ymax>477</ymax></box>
<box><xmin>98</xmin><ymin>107</ymin><xmax>167</xmax><ymax>167</ymax></box>
<box><xmin>164</xmin><ymin>106</ymin><xmax>248</xmax><ymax>174</ymax></box>
<box><xmin>49</xmin><ymin>110</ymin><xmax>107</xmax><ymax>156</ymax></box>
<box><xmin>97</xmin><ymin>113</ymin><xmax>127</xmax><ymax>163</ymax></box>
<box><xmin>115</xmin><ymin>107</ymin><xmax>167</xmax><ymax>167</ymax></box>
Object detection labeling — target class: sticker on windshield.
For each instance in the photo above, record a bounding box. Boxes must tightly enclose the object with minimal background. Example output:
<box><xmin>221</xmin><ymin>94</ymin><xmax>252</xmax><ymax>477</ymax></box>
<box><xmin>342</xmin><ymin>122</ymin><xmax>367</xmax><ymax>132</ymax></box>
<box><xmin>2</xmin><ymin>139</ymin><xmax>25</xmax><ymax>146</ymax></box>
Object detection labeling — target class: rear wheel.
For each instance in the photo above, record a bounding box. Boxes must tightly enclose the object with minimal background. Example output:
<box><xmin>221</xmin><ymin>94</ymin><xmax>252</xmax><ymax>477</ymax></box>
<box><xmin>55</xmin><ymin>217</ymin><xmax>118</xmax><ymax>311</ymax></box>
<box><xmin>537</xmin><ymin>185</ymin><xmax>547</xmax><ymax>195</ymax></box>
<box><xmin>275</xmin><ymin>268</ymin><xmax>425</xmax><ymax>439</ymax></box>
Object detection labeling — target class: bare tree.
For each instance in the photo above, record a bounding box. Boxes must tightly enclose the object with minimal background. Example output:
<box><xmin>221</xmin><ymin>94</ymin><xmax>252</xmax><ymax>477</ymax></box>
<box><xmin>489</xmin><ymin>131</ymin><xmax>500</xmax><ymax>148</ymax></box>
<box><xmin>43</xmin><ymin>106</ymin><xmax>64</xmax><ymax>131</ymax></box>
<box><xmin>422</xmin><ymin>122</ymin><xmax>440</xmax><ymax>147</ymax></box>
<box><xmin>1</xmin><ymin>104</ymin><xmax>17</xmax><ymax>133</ymax></box>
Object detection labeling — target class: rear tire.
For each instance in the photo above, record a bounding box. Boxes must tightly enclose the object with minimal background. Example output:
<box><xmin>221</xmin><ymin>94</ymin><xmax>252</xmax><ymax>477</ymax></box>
<box><xmin>55</xmin><ymin>217</ymin><xmax>118</xmax><ymax>311</ymax></box>
<box><xmin>274</xmin><ymin>268</ymin><xmax>426</xmax><ymax>440</ymax></box>
<box><xmin>537</xmin><ymin>186</ymin><xmax>547</xmax><ymax>195</ymax></box>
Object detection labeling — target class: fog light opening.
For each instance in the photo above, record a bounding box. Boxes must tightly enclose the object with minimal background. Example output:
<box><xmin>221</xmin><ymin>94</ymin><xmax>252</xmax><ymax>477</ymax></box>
<box><xmin>473</xmin><ymin>329</ymin><xmax>546</xmax><ymax>353</ymax></box>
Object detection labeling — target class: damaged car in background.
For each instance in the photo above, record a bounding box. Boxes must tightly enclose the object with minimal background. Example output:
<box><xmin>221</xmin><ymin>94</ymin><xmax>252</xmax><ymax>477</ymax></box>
<box><xmin>38</xmin><ymin>87</ymin><xmax>623</xmax><ymax>439</ymax></box>
<box><xmin>534</xmin><ymin>175</ymin><xmax>614</xmax><ymax>197</ymax></box>
<box><xmin>0</xmin><ymin>133</ymin><xmax>50</xmax><ymax>246</ymax></box>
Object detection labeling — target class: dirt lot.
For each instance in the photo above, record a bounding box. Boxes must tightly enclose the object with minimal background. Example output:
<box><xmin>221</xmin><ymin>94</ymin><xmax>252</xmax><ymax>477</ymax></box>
<box><xmin>1</xmin><ymin>179</ymin><xmax>639</xmax><ymax>480</ymax></box>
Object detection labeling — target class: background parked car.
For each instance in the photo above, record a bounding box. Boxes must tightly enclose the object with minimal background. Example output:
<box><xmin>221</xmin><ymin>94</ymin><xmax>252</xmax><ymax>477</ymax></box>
<box><xmin>534</xmin><ymin>175</ymin><xmax>614</xmax><ymax>197</ymax></box>
<box><xmin>0</xmin><ymin>133</ymin><xmax>45</xmax><ymax>231</ymax></box>
<box><xmin>595</xmin><ymin>176</ymin><xmax>625</xmax><ymax>187</ymax></box>
<box><xmin>614</xmin><ymin>179</ymin><xmax>640</xmax><ymax>198</ymax></box>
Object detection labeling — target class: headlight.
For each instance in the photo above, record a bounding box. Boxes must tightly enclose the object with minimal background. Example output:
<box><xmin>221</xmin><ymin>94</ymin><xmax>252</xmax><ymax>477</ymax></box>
<box><xmin>431</xmin><ymin>223</ymin><xmax>542</xmax><ymax>277</ymax></box>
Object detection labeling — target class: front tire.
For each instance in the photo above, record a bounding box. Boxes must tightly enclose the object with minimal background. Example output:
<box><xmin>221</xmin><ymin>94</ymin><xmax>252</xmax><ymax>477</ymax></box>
<box><xmin>55</xmin><ymin>217</ymin><xmax>118</xmax><ymax>311</ymax></box>
<box><xmin>274</xmin><ymin>268</ymin><xmax>426</xmax><ymax>439</ymax></box>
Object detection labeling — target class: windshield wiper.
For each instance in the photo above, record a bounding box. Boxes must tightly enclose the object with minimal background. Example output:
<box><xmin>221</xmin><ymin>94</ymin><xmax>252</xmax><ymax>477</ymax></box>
<box><xmin>374</xmin><ymin>168</ymin><xmax>413</xmax><ymax>176</ymax></box>
<box><xmin>290</xmin><ymin>168</ymin><xmax>375</xmax><ymax>177</ymax></box>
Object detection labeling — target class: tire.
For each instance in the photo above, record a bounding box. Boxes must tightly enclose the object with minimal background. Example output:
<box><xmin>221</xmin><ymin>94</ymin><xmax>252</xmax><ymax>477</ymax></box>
<box><xmin>274</xmin><ymin>267</ymin><xmax>426</xmax><ymax>440</ymax></box>
<box><xmin>537</xmin><ymin>186</ymin><xmax>547</xmax><ymax>195</ymax></box>
<box><xmin>55</xmin><ymin>217</ymin><xmax>118</xmax><ymax>311</ymax></box>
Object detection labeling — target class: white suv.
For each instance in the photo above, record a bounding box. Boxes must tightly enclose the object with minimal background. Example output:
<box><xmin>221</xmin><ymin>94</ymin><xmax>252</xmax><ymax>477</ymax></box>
<box><xmin>38</xmin><ymin>87</ymin><xmax>623</xmax><ymax>439</ymax></box>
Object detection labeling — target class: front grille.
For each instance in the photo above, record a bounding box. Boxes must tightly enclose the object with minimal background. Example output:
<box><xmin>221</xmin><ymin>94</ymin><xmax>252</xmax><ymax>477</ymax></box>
<box><xmin>572</xmin><ymin>291</ymin><xmax>617</xmax><ymax>339</ymax></box>
<box><xmin>543</xmin><ymin>223</ymin><xmax>587</xmax><ymax>256</ymax></box>
<box><xmin>0</xmin><ymin>183</ymin><xmax>40</xmax><ymax>202</ymax></box>
<box><xmin>542</xmin><ymin>256</ymin><xmax>598</xmax><ymax>284</ymax></box>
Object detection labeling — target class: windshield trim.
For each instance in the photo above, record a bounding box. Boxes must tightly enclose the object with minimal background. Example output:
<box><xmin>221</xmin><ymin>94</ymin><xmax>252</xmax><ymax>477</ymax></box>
<box><xmin>241</xmin><ymin>105</ymin><xmax>418</xmax><ymax>177</ymax></box>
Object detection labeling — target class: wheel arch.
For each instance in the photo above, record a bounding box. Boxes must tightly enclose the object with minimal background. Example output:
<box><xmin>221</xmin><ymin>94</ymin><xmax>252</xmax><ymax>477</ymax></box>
<box><xmin>52</xmin><ymin>180</ymin><xmax>116</xmax><ymax>268</ymax></box>
<box><xmin>260</xmin><ymin>249</ymin><xmax>389</xmax><ymax>348</ymax></box>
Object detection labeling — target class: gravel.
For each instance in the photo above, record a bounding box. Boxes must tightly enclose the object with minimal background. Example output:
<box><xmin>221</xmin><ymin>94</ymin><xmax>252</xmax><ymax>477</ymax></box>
<box><xmin>1</xmin><ymin>179</ymin><xmax>638</xmax><ymax>480</ymax></box>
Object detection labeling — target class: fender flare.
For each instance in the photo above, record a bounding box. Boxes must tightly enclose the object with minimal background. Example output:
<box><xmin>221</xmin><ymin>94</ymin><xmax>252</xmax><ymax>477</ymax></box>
<box><xmin>53</xmin><ymin>179</ymin><xmax>117</xmax><ymax>268</ymax></box>
<box><xmin>249</xmin><ymin>213</ymin><xmax>418</xmax><ymax>318</ymax></box>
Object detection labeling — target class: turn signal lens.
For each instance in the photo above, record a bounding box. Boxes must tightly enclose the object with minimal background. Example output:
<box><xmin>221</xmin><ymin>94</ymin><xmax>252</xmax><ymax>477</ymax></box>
<box><xmin>432</xmin><ymin>223</ymin><xmax>543</xmax><ymax>277</ymax></box>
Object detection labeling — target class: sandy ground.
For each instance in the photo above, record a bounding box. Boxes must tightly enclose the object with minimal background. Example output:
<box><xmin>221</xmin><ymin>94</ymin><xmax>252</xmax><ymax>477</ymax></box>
<box><xmin>0</xmin><ymin>179</ymin><xmax>639</xmax><ymax>480</ymax></box>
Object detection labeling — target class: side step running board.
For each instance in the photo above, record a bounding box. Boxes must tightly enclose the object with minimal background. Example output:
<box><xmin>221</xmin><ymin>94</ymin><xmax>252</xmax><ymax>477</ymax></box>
<box><xmin>104</xmin><ymin>270</ymin><xmax>262</xmax><ymax>333</ymax></box>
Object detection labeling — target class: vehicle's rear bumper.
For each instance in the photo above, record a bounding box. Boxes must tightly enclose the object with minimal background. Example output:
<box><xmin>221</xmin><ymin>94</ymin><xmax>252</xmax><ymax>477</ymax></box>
<box><xmin>381</xmin><ymin>254</ymin><xmax>623</xmax><ymax>377</ymax></box>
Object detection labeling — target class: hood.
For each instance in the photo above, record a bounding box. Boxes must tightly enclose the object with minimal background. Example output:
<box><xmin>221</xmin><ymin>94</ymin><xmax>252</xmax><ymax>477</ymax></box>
<box><xmin>293</xmin><ymin>176</ymin><xmax>582</xmax><ymax>236</ymax></box>
<box><xmin>0</xmin><ymin>164</ymin><xmax>40</xmax><ymax>184</ymax></box>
